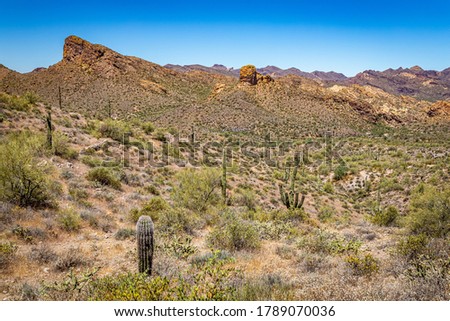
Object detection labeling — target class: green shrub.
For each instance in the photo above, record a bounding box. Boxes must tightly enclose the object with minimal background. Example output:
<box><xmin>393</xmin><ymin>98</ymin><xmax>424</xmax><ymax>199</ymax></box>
<box><xmin>0</xmin><ymin>132</ymin><xmax>55</xmax><ymax>207</ymax></box>
<box><xmin>371</xmin><ymin>205</ymin><xmax>398</xmax><ymax>226</ymax></box>
<box><xmin>153</xmin><ymin>128</ymin><xmax>167</xmax><ymax>142</ymax></box>
<box><xmin>98</xmin><ymin>119</ymin><xmax>131</xmax><ymax>142</ymax></box>
<box><xmin>407</xmin><ymin>185</ymin><xmax>450</xmax><ymax>237</ymax></box>
<box><xmin>44</xmin><ymin>251</ymin><xmax>237</xmax><ymax>300</ymax></box>
<box><xmin>143</xmin><ymin>184</ymin><xmax>160</xmax><ymax>195</ymax></box>
<box><xmin>208</xmin><ymin>218</ymin><xmax>260</xmax><ymax>251</ymax></box>
<box><xmin>86</xmin><ymin>167</ymin><xmax>121</xmax><ymax>189</ymax></box>
<box><xmin>234</xmin><ymin>189</ymin><xmax>257</xmax><ymax>211</ymax></box>
<box><xmin>53</xmin><ymin>132</ymin><xmax>78</xmax><ymax>160</ymax></box>
<box><xmin>299</xmin><ymin>229</ymin><xmax>361</xmax><ymax>255</ymax></box>
<box><xmin>0</xmin><ymin>92</ymin><xmax>36</xmax><ymax>111</ymax></box>
<box><xmin>323</xmin><ymin>181</ymin><xmax>334</xmax><ymax>193</ymax></box>
<box><xmin>172</xmin><ymin>168</ymin><xmax>221</xmax><ymax>212</ymax></box>
<box><xmin>333</xmin><ymin>164</ymin><xmax>348</xmax><ymax>181</ymax></box>
<box><xmin>58</xmin><ymin>208</ymin><xmax>81</xmax><ymax>232</ymax></box>
<box><xmin>142</xmin><ymin>197</ymin><xmax>169</xmax><ymax>216</ymax></box>
<box><xmin>0</xmin><ymin>241</ymin><xmax>17</xmax><ymax>268</ymax></box>
<box><xmin>142</xmin><ymin>122</ymin><xmax>155</xmax><ymax>134</ymax></box>
<box><xmin>318</xmin><ymin>205</ymin><xmax>333</xmax><ymax>222</ymax></box>
<box><xmin>345</xmin><ymin>253</ymin><xmax>379</xmax><ymax>276</ymax></box>
<box><xmin>158</xmin><ymin>207</ymin><xmax>201</xmax><ymax>235</ymax></box>
<box><xmin>129</xmin><ymin>197</ymin><xmax>169</xmax><ymax>223</ymax></box>
<box><xmin>396</xmin><ymin>234</ymin><xmax>428</xmax><ymax>260</ymax></box>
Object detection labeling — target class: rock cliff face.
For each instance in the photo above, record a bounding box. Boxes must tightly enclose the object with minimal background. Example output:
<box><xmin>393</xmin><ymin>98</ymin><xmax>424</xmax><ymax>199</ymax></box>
<box><xmin>427</xmin><ymin>101</ymin><xmax>450</xmax><ymax>118</ymax></box>
<box><xmin>62</xmin><ymin>35</ymin><xmax>136</xmax><ymax>76</ymax></box>
<box><xmin>239</xmin><ymin>64</ymin><xmax>273</xmax><ymax>85</ymax></box>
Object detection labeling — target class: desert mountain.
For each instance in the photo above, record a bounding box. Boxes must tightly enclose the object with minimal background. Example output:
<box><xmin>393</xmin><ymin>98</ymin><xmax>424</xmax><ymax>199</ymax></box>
<box><xmin>0</xmin><ymin>36</ymin><xmax>448</xmax><ymax>137</ymax></box>
<box><xmin>165</xmin><ymin>63</ymin><xmax>348</xmax><ymax>82</ymax></box>
<box><xmin>348</xmin><ymin>66</ymin><xmax>450</xmax><ymax>102</ymax></box>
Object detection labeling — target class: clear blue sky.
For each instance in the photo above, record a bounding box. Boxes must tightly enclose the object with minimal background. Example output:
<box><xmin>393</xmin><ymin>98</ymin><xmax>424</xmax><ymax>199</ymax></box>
<box><xmin>1</xmin><ymin>0</ymin><xmax>449</xmax><ymax>76</ymax></box>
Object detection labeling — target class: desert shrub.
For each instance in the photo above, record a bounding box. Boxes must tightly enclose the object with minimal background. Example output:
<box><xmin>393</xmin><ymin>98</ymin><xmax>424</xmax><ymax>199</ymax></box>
<box><xmin>345</xmin><ymin>253</ymin><xmax>379</xmax><ymax>276</ymax></box>
<box><xmin>58</xmin><ymin>208</ymin><xmax>81</xmax><ymax>232</ymax></box>
<box><xmin>52</xmin><ymin>132</ymin><xmax>78</xmax><ymax>160</ymax></box>
<box><xmin>0</xmin><ymin>92</ymin><xmax>36</xmax><ymax>111</ymax></box>
<box><xmin>142</xmin><ymin>122</ymin><xmax>155</xmax><ymax>134</ymax></box>
<box><xmin>69</xmin><ymin>187</ymin><xmax>89</xmax><ymax>202</ymax></box>
<box><xmin>115</xmin><ymin>228</ymin><xmax>135</xmax><ymax>240</ymax></box>
<box><xmin>143</xmin><ymin>184</ymin><xmax>160</xmax><ymax>195</ymax></box>
<box><xmin>20</xmin><ymin>283</ymin><xmax>40</xmax><ymax>301</ymax></box>
<box><xmin>158</xmin><ymin>207</ymin><xmax>201</xmax><ymax>235</ymax></box>
<box><xmin>323</xmin><ymin>181</ymin><xmax>334</xmax><ymax>193</ymax></box>
<box><xmin>234</xmin><ymin>189</ymin><xmax>257</xmax><ymax>211</ymax></box>
<box><xmin>12</xmin><ymin>225</ymin><xmax>35</xmax><ymax>243</ymax></box>
<box><xmin>236</xmin><ymin>274</ymin><xmax>295</xmax><ymax>300</ymax></box>
<box><xmin>43</xmin><ymin>251</ymin><xmax>236</xmax><ymax>300</ymax></box>
<box><xmin>396</xmin><ymin>234</ymin><xmax>429</xmax><ymax>260</ymax></box>
<box><xmin>318</xmin><ymin>205</ymin><xmax>334</xmax><ymax>222</ymax></box>
<box><xmin>380</xmin><ymin>178</ymin><xmax>404</xmax><ymax>192</ymax></box>
<box><xmin>172</xmin><ymin>168</ymin><xmax>221</xmax><ymax>212</ymax></box>
<box><xmin>86</xmin><ymin>167</ymin><xmax>121</xmax><ymax>189</ymax></box>
<box><xmin>333</xmin><ymin>164</ymin><xmax>348</xmax><ymax>181</ymax></box>
<box><xmin>254</xmin><ymin>220</ymin><xmax>297</xmax><ymax>240</ymax></box>
<box><xmin>0</xmin><ymin>132</ymin><xmax>55</xmax><ymax>207</ymax></box>
<box><xmin>371</xmin><ymin>205</ymin><xmax>398</xmax><ymax>226</ymax></box>
<box><xmin>98</xmin><ymin>119</ymin><xmax>131</xmax><ymax>142</ymax></box>
<box><xmin>299</xmin><ymin>229</ymin><xmax>361</xmax><ymax>255</ymax></box>
<box><xmin>158</xmin><ymin>235</ymin><xmax>198</xmax><ymax>259</ymax></box>
<box><xmin>54</xmin><ymin>248</ymin><xmax>87</xmax><ymax>271</ymax></box>
<box><xmin>153</xmin><ymin>128</ymin><xmax>167</xmax><ymax>142</ymax></box>
<box><xmin>208</xmin><ymin>218</ymin><xmax>260</xmax><ymax>251</ymax></box>
<box><xmin>29</xmin><ymin>245</ymin><xmax>57</xmax><ymax>263</ymax></box>
<box><xmin>407</xmin><ymin>184</ymin><xmax>450</xmax><ymax>237</ymax></box>
<box><xmin>141</xmin><ymin>197</ymin><xmax>169</xmax><ymax>219</ymax></box>
<box><xmin>81</xmin><ymin>155</ymin><xmax>103</xmax><ymax>167</ymax></box>
<box><xmin>0</xmin><ymin>241</ymin><xmax>17</xmax><ymax>268</ymax></box>
<box><xmin>23</xmin><ymin>91</ymin><xmax>40</xmax><ymax>105</ymax></box>
<box><xmin>128</xmin><ymin>197</ymin><xmax>169</xmax><ymax>223</ymax></box>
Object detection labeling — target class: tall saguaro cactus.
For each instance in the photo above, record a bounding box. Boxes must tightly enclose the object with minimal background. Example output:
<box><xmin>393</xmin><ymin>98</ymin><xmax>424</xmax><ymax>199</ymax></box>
<box><xmin>46</xmin><ymin>109</ymin><xmax>53</xmax><ymax>149</ymax></box>
<box><xmin>279</xmin><ymin>152</ymin><xmax>306</xmax><ymax>209</ymax></box>
<box><xmin>136</xmin><ymin>215</ymin><xmax>154</xmax><ymax>275</ymax></box>
<box><xmin>221</xmin><ymin>148</ymin><xmax>227</xmax><ymax>203</ymax></box>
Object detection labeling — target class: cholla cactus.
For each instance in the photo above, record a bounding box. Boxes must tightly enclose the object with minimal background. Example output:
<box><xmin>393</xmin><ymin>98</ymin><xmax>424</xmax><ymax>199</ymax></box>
<box><xmin>136</xmin><ymin>215</ymin><xmax>154</xmax><ymax>275</ymax></box>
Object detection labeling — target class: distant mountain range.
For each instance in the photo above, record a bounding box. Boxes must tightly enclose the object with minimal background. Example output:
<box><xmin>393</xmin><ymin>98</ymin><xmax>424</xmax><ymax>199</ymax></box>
<box><xmin>164</xmin><ymin>64</ymin><xmax>348</xmax><ymax>82</ymax></box>
<box><xmin>0</xmin><ymin>36</ymin><xmax>449</xmax><ymax>138</ymax></box>
<box><xmin>165</xmin><ymin>64</ymin><xmax>450</xmax><ymax>101</ymax></box>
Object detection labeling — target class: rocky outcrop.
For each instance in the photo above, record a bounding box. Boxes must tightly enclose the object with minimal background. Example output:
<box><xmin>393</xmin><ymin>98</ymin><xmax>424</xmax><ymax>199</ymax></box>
<box><xmin>427</xmin><ymin>100</ymin><xmax>450</xmax><ymax>117</ymax></box>
<box><xmin>239</xmin><ymin>64</ymin><xmax>273</xmax><ymax>85</ymax></box>
<box><xmin>62</xmin><ymin>35</ymin><xmax>136</xmax><ymax>76</ymax></box>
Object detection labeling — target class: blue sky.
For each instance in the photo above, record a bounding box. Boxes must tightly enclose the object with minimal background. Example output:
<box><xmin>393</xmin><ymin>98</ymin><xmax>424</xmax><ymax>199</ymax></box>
<box><xmin>0</xmin><ymin>0</ymin><xmax>449</xmax><ymax>76</ymax></box>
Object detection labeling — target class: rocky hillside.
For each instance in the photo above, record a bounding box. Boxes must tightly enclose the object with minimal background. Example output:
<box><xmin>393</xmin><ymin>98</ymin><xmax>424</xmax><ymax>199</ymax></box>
<box><xmin>348</xmin><ymin>66</ymin><xmax>450</xmax><ymax>102</ymax></box>
<box><xmin>0</xmin><ymin>36</ymin><xmax>449</xmax><ymax>138</ymax></box>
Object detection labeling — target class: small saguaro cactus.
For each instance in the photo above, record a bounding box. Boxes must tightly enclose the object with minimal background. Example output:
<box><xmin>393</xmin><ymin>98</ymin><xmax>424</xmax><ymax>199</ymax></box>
<box><xmin>278</xmin><ymin>151</ymin><xmax>306</xmax><ymax>209</ymax></box>
<box><xmin>136</xmin><ymin>215</ymin><xmax>154</xmax><ymax>275</ymax></box>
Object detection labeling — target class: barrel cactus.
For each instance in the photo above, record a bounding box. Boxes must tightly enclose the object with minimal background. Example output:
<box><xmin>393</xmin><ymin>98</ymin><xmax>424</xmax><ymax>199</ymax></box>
<box><xmin>136</xmin><ymin>215</ymin><xmax>154</xmax><ymax>275</ymax></box>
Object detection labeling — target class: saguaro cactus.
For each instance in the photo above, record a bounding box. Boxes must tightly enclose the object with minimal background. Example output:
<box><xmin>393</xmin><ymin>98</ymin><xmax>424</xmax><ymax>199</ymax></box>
<box><xmin>279</xmin><ymin>151</ymin><xmax>306</xmax><ymax>209</ymax></box>
<box><xmin>46</xmin><ymin>109</ymin><xmax>53</xmax><ymax>149</ymax></box>
<box><xmin>221</xmin><ymin>148</ymin><xmax>227</xmax><ymax>202</ymax></box>
<box><xmin>136</xmin><ymin>215</ymin><xmax>154</xmax><ymax>275</ymax></box>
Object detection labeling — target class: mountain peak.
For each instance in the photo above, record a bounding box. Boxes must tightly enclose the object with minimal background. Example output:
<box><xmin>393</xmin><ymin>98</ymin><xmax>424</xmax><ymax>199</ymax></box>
<box><xmin>63</xmin><ymin>35</ymin><xmax>108</xmax><ymax>64</ymax></box>
<box><xmin>410</xmin><ymin>65</ymin><xmax>423</xmax><ymax>72</ymax></box>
